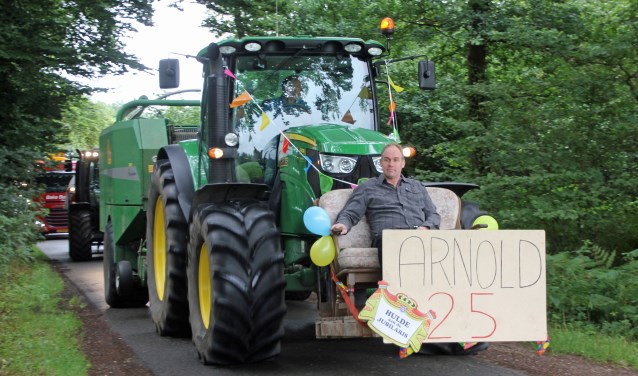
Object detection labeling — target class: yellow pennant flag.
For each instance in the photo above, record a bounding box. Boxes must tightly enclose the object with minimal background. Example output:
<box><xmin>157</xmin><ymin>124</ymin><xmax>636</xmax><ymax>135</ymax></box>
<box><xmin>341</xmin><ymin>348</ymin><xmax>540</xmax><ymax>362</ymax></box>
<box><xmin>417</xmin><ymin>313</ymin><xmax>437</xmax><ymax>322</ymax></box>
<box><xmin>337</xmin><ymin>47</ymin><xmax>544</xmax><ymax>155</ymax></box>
<box><xmin>388</xmin><ymin>76</ymin><xmax>404</xmax><ymax>93</ymax></box>
<box><xmin>260</xmin><ymin>112</ymin><xmax>270</xmax><ymax>130</ymax></box>
<box><xmin>357</xmin><ymin>86</ymin><xmax>373</xmax><ymax>99</ymax></box>
<box><xmin>230</xmin><ymin>91</ymin><xmax>252</xmax><ymax>108</ymax></box>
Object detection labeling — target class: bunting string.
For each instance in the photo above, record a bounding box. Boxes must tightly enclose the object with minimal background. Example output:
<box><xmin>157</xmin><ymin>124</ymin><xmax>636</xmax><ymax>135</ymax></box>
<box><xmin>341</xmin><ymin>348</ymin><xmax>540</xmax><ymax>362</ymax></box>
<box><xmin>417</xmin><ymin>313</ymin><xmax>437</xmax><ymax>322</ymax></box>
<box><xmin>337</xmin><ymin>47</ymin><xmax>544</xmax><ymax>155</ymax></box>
<box><xmin>225</xmin><ymin>67</ymin><xmax>360</xmax><ymax>196</ymax></box>
<box><xmin>384</xmin><ymin>61</ymin><xmax>401</xmax><ymax>143</ymax></box>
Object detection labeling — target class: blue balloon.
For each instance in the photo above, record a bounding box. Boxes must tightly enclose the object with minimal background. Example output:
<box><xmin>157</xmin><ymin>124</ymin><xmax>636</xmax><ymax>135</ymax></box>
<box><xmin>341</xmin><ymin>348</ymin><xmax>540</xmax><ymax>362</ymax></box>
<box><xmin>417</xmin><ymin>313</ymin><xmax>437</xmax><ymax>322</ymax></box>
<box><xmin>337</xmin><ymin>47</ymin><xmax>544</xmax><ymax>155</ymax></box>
<box><xmin>303</xmin><ymin>206</ymin><xmax>331</xmax><ymax>236</ymax></box>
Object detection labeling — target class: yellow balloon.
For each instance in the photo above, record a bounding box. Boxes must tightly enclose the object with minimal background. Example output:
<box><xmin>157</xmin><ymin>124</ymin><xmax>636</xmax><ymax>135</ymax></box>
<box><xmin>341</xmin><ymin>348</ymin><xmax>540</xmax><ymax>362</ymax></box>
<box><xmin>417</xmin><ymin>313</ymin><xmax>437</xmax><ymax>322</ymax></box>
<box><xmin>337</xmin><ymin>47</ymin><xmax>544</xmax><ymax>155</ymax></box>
<box><xmin>472</xmin><ymin>215</ymin><xmax>499</xmax><ymax>230</ymax></box>
<box><xmin>310</xmin><ymin>236</ymin><xmax>336</xmax><ymax>267</ymax></box>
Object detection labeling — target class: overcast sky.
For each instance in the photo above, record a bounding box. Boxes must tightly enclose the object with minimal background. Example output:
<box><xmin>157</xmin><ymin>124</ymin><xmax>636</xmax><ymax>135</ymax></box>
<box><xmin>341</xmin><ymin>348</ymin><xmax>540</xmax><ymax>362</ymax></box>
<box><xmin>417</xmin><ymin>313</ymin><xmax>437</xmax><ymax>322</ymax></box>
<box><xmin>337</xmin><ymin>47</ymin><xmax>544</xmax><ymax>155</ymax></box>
<box><xmin>89</xmin><ymin>2</ymin><xmax>212</xmax><ymax>104</ymax></box>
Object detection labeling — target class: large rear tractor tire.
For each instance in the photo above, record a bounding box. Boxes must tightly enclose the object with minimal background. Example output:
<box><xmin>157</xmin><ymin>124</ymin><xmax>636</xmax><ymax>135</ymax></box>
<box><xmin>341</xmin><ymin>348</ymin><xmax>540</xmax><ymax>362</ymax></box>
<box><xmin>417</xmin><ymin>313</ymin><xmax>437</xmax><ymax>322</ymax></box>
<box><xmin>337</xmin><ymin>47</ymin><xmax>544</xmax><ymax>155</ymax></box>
<box><xmin>69</xmin><ymin>208</ymin><xmax>93</xmax><ymax>261</ymax></box>
<box><xmin>146</xmin><ymin>159</ymin><xmax>190</xmax><ymax>337</ymax></box>
<box><xmin>103</xmin><ymin>221</ymin><xmax>149</xmax><ymax>308</ymax></box>
<box><xmin>188</xmin><ymin>200</ymin><xmax>286</xmax><ymax>365</ymax></box>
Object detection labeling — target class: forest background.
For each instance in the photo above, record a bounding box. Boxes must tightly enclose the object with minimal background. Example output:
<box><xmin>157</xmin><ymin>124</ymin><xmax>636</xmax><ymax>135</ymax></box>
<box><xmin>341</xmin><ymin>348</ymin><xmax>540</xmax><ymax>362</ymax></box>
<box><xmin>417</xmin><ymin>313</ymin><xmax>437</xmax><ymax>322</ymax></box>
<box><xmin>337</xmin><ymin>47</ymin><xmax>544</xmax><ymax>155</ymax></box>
<box><xmin>0</xmin><ymin>0</ymin><xmax>636</xmax><ymax>347</ymax></box>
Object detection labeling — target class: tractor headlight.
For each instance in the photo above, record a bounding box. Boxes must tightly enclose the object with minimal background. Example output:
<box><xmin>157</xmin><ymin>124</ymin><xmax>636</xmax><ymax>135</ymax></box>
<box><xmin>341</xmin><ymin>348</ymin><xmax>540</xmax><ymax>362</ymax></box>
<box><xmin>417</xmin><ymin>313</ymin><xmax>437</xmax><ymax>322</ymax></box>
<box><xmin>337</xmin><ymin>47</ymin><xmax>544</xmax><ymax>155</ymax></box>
<box><xmin>367</xmin><ymin>47</ymin><xmax>383</xmax><ymax>56</ymax></box>
<box><xmin>372</xmin><ymin>156</ymin><xmax>383</xmax><ymax>173</ymax></box>
<box><xmin>319</xmin><ymin>154</ymin><xmax>357</xmax><ymax>174</ymax></box>
<box><xmin>243</xmin><ymin>42</ymin><xmax>262</xmax><ymax>52</ymax></box>
<box><xmin>224</xmin><ymin>133</ymin><xmax>239</xmax><ymax>147</ymax></box>
<box><xmin>344</xmin><ymin>43</ymin><xmax>362</xmax><ymax>53</ymax></box>
<box><xmin>220</xmin><ymin>46</ymin><xmax>237</xmax><ymax>55</ymax></box>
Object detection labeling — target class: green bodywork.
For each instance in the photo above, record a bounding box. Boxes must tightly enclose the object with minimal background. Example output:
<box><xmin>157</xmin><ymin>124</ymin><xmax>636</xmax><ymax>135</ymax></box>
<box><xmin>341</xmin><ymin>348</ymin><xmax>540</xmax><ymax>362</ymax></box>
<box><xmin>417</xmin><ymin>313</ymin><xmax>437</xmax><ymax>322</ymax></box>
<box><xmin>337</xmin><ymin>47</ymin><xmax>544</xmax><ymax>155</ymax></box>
<box><xmin>99</xmin><ymin>99</ymin><xmax>200</xmax><ymax>260</ymax></box>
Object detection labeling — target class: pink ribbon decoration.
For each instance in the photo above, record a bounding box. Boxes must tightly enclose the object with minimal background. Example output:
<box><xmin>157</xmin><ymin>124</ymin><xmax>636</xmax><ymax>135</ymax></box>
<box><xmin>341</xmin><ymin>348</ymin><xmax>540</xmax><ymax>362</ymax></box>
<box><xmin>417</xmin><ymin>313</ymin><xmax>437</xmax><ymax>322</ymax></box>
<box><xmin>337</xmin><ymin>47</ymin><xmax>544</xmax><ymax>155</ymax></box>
<box><xmin>224</xmin><ymin>68</ymin><xmax>237</xmax><ymax>80</ymax></box>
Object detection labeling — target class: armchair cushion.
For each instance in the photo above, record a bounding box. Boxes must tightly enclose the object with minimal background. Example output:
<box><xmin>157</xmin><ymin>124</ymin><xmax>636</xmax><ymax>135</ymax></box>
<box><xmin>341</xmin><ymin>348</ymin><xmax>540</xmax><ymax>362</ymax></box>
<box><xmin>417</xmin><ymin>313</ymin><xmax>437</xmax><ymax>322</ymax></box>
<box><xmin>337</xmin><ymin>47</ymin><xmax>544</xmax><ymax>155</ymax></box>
<box><xmin>338</xmin><ymin>247</ymin><xmax>380</xmax><ymax>269</ymax></box>
<box><xmin>425</xmin><ymin>187</ymin><xmax>461</xmax><ymax>230</ymax></box>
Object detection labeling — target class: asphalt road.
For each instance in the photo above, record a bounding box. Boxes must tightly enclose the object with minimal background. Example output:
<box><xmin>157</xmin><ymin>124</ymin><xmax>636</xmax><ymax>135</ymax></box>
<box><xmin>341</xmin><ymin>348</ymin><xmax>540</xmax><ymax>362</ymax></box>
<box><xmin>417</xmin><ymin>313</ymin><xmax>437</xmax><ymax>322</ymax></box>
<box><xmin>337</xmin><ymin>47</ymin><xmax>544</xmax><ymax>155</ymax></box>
<box><xmin>39</xmin><ymin>238</ymin><xmax>524</xmax><ymax>376</ymax></box>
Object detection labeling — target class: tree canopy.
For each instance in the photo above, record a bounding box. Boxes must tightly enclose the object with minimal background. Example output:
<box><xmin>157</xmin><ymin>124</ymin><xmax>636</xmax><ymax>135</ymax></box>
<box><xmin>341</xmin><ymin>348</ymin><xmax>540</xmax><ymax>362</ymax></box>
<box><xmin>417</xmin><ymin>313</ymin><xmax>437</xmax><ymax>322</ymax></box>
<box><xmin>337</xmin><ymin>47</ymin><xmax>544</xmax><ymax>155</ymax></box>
<box><xmin>0</xmin><ymin>0</ymin><xmax>153</xmax><ymax>154</ymax></box>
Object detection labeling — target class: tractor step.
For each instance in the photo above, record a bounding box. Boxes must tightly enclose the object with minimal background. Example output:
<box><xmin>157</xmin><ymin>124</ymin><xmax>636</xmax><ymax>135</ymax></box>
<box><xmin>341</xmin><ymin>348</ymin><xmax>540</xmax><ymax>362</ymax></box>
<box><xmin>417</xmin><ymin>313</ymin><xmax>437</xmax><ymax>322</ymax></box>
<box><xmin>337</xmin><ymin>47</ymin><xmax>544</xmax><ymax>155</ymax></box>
<box><xmin>315</xmin><ymin>316</ymin><xmax>379</xmax><ymax>339</ymax></box>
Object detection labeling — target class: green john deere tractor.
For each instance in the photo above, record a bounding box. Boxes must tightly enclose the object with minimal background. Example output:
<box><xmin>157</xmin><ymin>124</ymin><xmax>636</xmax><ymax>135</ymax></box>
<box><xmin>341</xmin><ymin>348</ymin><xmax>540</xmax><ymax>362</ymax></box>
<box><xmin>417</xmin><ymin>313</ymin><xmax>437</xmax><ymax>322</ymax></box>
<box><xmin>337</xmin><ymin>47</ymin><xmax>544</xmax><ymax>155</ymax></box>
<box><xmin>99</xmin><ymin>31</ymin><xmax>493</xmax><ymax>365</ymax></box>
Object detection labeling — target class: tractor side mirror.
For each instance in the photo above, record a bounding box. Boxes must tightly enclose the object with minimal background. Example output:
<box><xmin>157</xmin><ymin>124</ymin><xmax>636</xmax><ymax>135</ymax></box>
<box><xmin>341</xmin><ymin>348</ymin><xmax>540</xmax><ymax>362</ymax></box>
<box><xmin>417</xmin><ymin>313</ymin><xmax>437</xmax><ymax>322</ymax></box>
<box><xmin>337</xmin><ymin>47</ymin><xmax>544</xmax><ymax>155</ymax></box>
<box><xmin>159</xmin><ymin>59</ymin><xmax>180</xmax><ymax>89</ymax></box>
<box><xmin>418</xmin><ymin>60</ymin><xmax>436</xmax><ymax>90</ymax></box>
<box><xmin>64</xmin><ymin>159</ymin><xmax>73</xmax><ymax>172</ymax></box>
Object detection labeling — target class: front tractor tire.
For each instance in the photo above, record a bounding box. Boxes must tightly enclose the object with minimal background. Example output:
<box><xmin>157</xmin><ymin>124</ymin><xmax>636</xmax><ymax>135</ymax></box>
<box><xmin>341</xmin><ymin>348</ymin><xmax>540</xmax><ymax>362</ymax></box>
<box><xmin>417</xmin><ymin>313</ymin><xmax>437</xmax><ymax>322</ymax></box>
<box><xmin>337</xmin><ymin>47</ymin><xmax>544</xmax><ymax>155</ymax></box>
<box><xmin>69</xmin><ymin>208</ymin><xmax>93</xmax><ymax>261</ymax></box>
<box><xmin>188</xmin><ymin>200</ymin><xmax>286</xmax><ymax>365</ymax></box>
<box><xmin>146</xmin><ymin>159</ymin><xmax>190</xmax><ymax>337</ymax></box>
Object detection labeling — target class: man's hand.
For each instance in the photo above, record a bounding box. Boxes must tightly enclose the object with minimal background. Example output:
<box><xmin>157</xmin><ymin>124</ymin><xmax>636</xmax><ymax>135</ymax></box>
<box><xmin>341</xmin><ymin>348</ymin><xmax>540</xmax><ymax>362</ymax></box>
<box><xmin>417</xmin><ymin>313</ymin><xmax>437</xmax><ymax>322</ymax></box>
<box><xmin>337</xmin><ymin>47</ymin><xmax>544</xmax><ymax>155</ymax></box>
<box><xmin>416</xmin><ymin>226</ymin><xmax>430</xmax><ymax>230</ymax></box>
<box><xmin>331</xmin><ymin>223</ymin><xmax>348</xmax><ymax>235</ymax></box>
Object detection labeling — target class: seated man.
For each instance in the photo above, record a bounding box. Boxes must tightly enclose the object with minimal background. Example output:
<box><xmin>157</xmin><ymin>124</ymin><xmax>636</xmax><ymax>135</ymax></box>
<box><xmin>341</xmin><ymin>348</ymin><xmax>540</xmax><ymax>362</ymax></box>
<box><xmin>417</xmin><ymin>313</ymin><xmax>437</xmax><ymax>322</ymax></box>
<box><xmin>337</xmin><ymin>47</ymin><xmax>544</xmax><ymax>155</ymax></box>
<box><xmin>262</xmin><ymin>75</ymin><xmax>311</xmax><ymax>115</ymax></box>
<box><xmin>330</xmin><ymin>142</ymin><xmax>440</xmax><ymax>265</ymax></box>
<box><xmin>330</xmin><ymin>142</ymin><xmax>488</xmax><ymax>355</ymax></box>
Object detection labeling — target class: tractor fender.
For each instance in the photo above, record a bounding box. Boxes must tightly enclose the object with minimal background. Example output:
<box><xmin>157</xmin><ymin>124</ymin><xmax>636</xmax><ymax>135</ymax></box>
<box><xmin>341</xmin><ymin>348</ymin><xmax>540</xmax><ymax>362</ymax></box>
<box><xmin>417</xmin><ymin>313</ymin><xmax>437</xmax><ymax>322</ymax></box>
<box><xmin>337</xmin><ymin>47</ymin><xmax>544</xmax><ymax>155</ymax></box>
<box><xmin>421</xmin><ymin>181</ymin><xmax>479</xmax><ymax>198</ymax></box>
<box><xmin>156</xmin><ymin>145</ymin><xmax>195</xmax><ymax>221</ymax></box>
<box><xmin>190</xmin><ymin>183</ymin><xmax>270</xmax><ymax>220</ymax></box>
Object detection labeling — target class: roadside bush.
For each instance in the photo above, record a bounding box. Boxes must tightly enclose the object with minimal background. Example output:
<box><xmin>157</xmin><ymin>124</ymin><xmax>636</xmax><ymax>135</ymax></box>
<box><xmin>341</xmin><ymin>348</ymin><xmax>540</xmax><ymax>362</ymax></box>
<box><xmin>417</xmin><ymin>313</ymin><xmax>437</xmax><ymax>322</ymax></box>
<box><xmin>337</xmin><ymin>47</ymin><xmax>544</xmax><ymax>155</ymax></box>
<box><xmin>547</xmin><ymin>243</ymin><xmax>638</xmax><ymax>340</ymax></box>
<box><xmin>0</xmin><ymin>147</ymin><xmax>44</xmax><ymax>278</ymax></box>
<box><xmin>0</xmin><ymin>208</ymin><xmax>40</xmax><ymax>278</ymax></box>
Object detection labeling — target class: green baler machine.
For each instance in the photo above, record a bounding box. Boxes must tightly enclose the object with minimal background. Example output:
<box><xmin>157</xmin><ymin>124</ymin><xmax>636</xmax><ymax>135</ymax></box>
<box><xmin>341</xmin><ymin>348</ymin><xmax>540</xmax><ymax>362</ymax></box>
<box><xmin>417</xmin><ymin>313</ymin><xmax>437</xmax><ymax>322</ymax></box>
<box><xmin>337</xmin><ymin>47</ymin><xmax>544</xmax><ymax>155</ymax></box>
<box><xmin>99</xmin><ymin>98</ymin><xmax>199</xmax><ymax>306</ymax></box>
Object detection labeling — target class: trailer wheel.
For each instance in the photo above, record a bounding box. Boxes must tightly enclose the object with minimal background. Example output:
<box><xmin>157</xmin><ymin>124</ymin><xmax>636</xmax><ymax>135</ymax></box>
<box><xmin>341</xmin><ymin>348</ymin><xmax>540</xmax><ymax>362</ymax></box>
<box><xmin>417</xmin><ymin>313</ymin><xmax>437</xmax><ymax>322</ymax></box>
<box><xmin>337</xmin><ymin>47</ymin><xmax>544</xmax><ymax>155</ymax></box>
<box><xmin>103</xmin><ymin>221</ymin><xmax>148</xmax><ymax>308</ymax></box>
<box><xmin>147</xmin><ymin>159</ymin><xmax>190</xmax><ymax>337</ymax></box>
<box><xmin>285</xmin><ymin>291</ymin><xmax>312</xmax><ymax>301</ymax></box>
<box><xmin>188</xmin><ymin>200</ymin><xmax>286</xmax><ymax>365</ymax></box>
<box><xmin>69</xmin><ymin>208</ymin><xmax>93</xmax><ymax>261</ymax></box>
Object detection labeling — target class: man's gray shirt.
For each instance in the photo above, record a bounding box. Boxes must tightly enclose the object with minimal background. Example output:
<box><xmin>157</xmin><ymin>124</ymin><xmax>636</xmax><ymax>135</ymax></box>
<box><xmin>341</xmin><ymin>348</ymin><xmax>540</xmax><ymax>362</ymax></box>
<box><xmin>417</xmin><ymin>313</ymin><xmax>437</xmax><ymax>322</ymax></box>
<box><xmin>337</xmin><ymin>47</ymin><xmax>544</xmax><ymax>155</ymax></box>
<box><xmin>335</xmin><ymin>175</ymin><xmax>441</xmax><ymax>238</ymax></box>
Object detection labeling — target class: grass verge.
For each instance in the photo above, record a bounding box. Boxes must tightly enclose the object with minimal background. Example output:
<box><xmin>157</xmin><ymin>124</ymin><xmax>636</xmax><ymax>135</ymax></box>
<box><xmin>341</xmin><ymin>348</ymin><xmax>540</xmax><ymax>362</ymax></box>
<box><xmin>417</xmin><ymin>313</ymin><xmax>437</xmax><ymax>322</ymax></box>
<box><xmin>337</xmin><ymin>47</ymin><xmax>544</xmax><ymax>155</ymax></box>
<box><xmin>550</xmin><ymin>325</ymin><xmax>638</xmax><ymax>370</ymax></box>
<box><xmin>0</xmin><ymin>249</ymin><xmax>89</xmax><ymax>376</ymax></box>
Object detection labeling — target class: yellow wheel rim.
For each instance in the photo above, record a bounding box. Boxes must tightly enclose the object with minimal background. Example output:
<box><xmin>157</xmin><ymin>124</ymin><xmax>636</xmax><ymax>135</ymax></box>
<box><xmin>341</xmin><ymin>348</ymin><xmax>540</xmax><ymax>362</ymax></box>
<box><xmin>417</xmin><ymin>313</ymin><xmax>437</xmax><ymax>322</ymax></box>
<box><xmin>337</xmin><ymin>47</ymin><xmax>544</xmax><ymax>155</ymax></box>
<box><xmin>198</xmin><ymin>243</ymin><xmax>211</xmax><ymax>329</ymax></box>
<box><xmin>153</xmin><ymin>197</ymin><xmax>166</xmax><ymax>301</ymax></box>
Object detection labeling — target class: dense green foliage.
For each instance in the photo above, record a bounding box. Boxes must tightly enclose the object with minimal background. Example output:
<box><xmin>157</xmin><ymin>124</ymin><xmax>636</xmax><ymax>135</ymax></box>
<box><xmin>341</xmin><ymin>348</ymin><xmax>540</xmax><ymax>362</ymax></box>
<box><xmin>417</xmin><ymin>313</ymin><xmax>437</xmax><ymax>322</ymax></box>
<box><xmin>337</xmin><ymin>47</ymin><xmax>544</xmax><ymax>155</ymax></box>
<box><xmin>63</xmin><ymin>99</ymin><xmax>118</xmax><ymax>150</ymax></box>
<box><xmin>0</xmin><ymin>0</ymin><xmax>152</xmax><ymax>276</ymax></box>
<box><xmin>0</xmin><ymin>148</ymin><xmax>44</xmax><ymax>277</ymax></box>
<box><xmin>0</xmin><ymin>0</ymin><xmax>153</xmax><ymax>152</ymax></box>
<box><xmin>548</xmin><ymin>245</ymin><xmax>638</xmax><ymax>340</ymax></box>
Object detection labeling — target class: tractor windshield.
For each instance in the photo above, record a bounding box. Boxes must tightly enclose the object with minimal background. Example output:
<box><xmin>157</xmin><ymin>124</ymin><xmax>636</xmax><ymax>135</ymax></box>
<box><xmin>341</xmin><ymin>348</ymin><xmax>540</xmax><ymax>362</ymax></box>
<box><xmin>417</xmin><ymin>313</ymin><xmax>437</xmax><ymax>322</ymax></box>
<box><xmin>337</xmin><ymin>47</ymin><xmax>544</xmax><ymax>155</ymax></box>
<box><xmin>231</xmin><ymin>54</ymin><xmax>374</xmax><ymax>184</ymax></box>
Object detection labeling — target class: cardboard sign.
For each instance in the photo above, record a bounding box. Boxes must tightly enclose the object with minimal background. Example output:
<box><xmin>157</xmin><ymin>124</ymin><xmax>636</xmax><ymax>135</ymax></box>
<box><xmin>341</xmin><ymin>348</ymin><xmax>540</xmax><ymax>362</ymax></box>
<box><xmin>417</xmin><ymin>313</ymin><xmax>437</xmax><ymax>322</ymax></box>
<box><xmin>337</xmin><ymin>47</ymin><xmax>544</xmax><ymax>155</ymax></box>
<box><xmin>382</xmin><ymin>230</ymin><xmax>547</xmax><ymax>342</ymax></box>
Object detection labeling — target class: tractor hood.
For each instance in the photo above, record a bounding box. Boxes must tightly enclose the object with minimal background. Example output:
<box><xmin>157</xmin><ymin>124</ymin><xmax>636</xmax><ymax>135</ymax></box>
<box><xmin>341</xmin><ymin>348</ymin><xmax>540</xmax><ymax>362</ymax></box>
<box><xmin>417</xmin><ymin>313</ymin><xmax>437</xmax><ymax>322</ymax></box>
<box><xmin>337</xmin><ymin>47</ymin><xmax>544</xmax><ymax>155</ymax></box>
<box><xmin>285</xmin><ymin>124</ymin><xmax>390</xmax><ymax>155</ymax></box>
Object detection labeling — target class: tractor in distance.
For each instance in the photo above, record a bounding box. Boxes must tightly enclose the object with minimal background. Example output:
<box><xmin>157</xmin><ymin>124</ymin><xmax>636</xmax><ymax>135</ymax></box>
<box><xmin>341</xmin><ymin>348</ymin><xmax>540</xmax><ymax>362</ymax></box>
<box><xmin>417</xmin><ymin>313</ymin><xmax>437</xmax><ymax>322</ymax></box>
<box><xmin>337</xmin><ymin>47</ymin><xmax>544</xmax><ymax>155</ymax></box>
<box><xmin>100</xmin><ymin>19</ymin><xmax>494</xmax><ymax>365</ymax></box>
<box><xmin>66</xmin><ymin>149</ymin><xmax>103</xmax><ymax>261</ymax></box>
